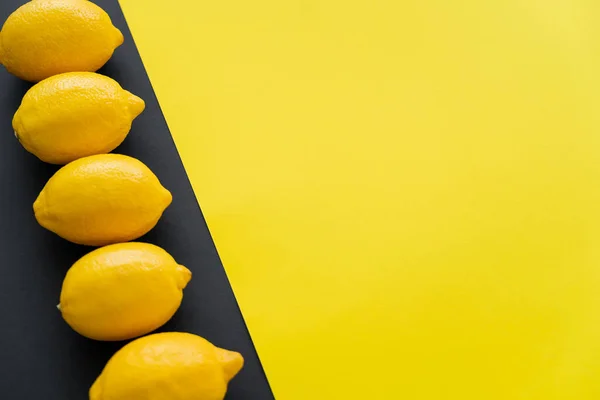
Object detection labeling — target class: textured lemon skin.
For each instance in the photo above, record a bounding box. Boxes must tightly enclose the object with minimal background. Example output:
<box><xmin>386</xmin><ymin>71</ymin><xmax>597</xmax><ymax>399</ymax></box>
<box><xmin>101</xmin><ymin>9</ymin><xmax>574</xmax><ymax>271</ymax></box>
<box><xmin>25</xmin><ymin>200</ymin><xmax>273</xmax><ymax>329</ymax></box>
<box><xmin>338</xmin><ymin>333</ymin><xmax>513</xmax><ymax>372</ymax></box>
<box><xmin>91</xmin><ymin>332</ymin><xmax>244</xmax><ymax>400</ymax></box>
<box><xmin>0</xmin><ymin>0</ymin><xmax>123</xmax><ymax>82</ymax></box>
<box><xmin>13</xmin><ymin>72</ymin><xmax>145</xmax><ymax>165</ymax></box>
<box><xmin>59</xmin><ymin>243</ymin><xmax>191</xmax><ymax>341</ymax></box>
<box><xmin>34</xmin><ymin>154</ymin><xmax>172</xmax><ymax>246</ymax></box>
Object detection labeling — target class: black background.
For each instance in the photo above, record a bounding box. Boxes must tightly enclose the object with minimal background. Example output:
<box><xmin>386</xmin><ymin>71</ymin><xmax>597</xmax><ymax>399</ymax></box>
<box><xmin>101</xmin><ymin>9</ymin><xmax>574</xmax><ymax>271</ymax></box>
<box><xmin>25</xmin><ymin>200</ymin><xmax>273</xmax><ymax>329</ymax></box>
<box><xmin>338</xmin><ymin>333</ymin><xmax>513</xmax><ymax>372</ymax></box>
<box><xmin>0</xmin><ymin>1</ymin><xmax>273</xmax><ymax>398</ymax></box>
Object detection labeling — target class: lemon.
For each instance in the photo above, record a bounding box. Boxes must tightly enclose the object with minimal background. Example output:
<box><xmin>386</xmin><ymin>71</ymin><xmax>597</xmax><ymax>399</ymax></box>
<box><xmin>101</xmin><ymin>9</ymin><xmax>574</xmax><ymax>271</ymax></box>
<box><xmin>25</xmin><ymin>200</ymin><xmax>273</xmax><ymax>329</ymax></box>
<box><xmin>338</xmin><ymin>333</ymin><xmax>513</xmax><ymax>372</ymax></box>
<box><xmin>91</xmin><ymin>332</ymin><xmax>244</xmax><ymax>400</ymax></box>
<box><xmin>34</xmin><ymin>154</ymin><xmax>172</xmax><ymax>246</ymax></box>
<box><xmin>58</xmin><ymin>242</ymin><xmax>191</xmax><ymax>341</ymax></box>
<box><xmin>0</xmin><ymin>0</ymin><xmax>124</xmax><ymax>82</ymax></box>
<box><xmin>13</xmin><ymin>72</ymin><xmax>145</xmax><ymax>165</ymax></box>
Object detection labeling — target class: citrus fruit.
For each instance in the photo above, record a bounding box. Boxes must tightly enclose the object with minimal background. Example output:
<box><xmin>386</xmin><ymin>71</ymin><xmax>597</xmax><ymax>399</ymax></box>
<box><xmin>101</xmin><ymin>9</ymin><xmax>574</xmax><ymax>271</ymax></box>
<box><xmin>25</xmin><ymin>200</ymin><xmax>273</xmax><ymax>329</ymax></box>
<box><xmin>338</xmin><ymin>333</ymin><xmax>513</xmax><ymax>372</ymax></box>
<box><xmin>14</xmin><ymin>72</ymin><xmax>145</xmax><ymax>164</ymax></box>
<box><xmin>91</xmin><ymin>332</ymin><xmax>244</xmax><ymax>400</ymax></box>
<box><xmin>34</xmin><ymin>154</ymin><xmax>172</xmax><ymax>246</ymax></box>
<box><xmin>0</xmin><ymin>0</ymin><xmax>124</xmax><ymax>82</ymax></box>
<box><xmin>59</xmin><ymin>242</ymin><xmax>191</xmax><ymax>341</ymax></box>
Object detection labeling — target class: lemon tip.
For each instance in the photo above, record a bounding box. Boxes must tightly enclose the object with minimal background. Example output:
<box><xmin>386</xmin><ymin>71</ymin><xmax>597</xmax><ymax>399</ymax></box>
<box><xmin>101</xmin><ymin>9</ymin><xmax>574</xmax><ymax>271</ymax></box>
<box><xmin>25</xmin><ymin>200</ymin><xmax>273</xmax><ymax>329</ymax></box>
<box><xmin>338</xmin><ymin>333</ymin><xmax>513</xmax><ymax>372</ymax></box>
<box><xmin>0</xmin><ymin>32</ymin><xmax>4</xmax><ymax>66</ymax></box>
<box><xmin>12</xmin><ymin>110</ymin><xmax>22</xmax><ymax>133</ymax></box>
<box><xmin>113</xmin><ymin>26</ymin><xmax>124</xmax><ymax>48</ymax></box>
<box><xmin>176</xmin><ymin>264</ymin><xmax>192</xmax><ymax>288</ymax></box>
<box><xmin>125</xmin><ymin>91</ymin><xmax>145</xmax><ymax>117</ymax></box>
<box><xmin>33</xmin><ymin>193</ymin><xmax>49</xmax><ymax>226</ymax></box>
<box><xmin>32</xmin><ymin>195</ymin><xmax>42</xmax><ymax>214</ymax></box>
<box><xmin>161</xmin><ymin>187</ymin><xmax>173</xmax><ymax>208</ymax></box>
<box><xmin>216</xmin><ymin>348</ymin><xmax>244</xmax><ymax>382</ymax></box>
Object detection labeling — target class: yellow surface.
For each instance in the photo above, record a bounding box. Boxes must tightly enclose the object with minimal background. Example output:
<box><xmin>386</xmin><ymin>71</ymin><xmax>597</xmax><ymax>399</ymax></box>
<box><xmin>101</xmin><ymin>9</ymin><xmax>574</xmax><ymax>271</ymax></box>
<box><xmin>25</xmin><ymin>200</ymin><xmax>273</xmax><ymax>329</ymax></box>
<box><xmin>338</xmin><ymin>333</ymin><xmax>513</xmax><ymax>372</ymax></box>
<box><xmin>120</xmin><ymin>1</ymin><xmax>600</xmax><ymax>398</ymax></box>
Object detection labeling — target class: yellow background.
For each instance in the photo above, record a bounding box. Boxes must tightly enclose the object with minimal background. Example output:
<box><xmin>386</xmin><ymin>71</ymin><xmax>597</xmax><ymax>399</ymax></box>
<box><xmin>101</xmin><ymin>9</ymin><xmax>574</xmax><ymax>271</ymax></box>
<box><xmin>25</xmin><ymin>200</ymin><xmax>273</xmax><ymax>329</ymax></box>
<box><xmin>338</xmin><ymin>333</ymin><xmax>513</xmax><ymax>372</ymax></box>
<box><xmin>120</xmin><ymin>1</ymin><xmax>600</xmax><ymax>398</ymax></box>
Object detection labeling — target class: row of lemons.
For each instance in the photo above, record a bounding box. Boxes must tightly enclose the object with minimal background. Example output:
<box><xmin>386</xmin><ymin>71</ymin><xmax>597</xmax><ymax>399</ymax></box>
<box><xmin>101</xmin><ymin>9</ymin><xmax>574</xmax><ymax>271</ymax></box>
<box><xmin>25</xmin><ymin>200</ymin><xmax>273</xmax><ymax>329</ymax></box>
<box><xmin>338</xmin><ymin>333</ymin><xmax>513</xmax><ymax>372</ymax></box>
<box><xmin>1</xmin><ymin>1</ymin><xmax>243</xmax><ymax>399</ymax></box>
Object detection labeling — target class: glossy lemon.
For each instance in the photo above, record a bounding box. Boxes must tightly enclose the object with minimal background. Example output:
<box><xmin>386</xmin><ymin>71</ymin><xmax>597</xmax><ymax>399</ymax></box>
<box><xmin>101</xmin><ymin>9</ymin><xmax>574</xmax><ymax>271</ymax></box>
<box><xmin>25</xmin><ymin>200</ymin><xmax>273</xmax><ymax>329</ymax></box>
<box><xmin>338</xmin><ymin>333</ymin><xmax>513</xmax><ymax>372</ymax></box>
<box><xmin>34</xmin><ymin>154</ymin><xmax>172</xmax><ymax>246</ymax></box>
<box><xmin>0</xmin><ymin>0</ymin><xmax>124</xmax><ymax>82</ymax></box>
<box><xmin>59</xmin><ymin>242</ymin><xmax>191</xmax><ymax>341</ymax></box>
<box><xmin>14</xmin><ymin>72</ymin><xmax>145</xmax><ymax>164</ymax></box>
<box><xmin>91</xmin><ymin>332</ymin><xmax>244</xmax><ymax>400</ymax></box>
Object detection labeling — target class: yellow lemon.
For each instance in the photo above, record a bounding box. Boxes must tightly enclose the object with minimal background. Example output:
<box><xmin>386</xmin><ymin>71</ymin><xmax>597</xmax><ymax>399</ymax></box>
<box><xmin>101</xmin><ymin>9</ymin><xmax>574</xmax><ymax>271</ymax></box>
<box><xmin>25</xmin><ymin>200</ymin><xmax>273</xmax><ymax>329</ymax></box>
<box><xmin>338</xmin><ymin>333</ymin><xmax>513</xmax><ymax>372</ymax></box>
<box><xmin>13</xmin><ymin>72</ymin><xmax>145</xmax><ymax>165</ymax></box>
<box><xmin>91</xmin><ymin>332</ymin><xmax>244</xmax><ymax>400</ymax></box>
<box><xmin>34</xmin><ymin>154</ymin><xmax>172</xmax><ymax>246</ymax></box>
<box><xmin>0</xmin><ymin>0</ymin><xmax>124</xmax><ymax>82</ymax></box>
<box><xmin>59</xmin><ymin>242</ymin><xmax>192</xmax><ymax>341</ymax></box>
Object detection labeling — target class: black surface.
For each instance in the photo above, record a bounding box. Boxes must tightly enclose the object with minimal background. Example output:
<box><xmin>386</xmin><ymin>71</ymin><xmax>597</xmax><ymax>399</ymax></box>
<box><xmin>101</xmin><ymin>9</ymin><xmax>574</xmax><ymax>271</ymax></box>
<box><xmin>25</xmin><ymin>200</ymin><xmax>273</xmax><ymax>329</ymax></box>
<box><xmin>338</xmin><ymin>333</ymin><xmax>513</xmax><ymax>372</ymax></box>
<box><xmin>0</xmin><ymin>1</ymin><xmax>274</xmax><ymax>399</ymax></box>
